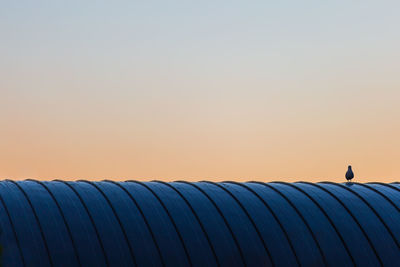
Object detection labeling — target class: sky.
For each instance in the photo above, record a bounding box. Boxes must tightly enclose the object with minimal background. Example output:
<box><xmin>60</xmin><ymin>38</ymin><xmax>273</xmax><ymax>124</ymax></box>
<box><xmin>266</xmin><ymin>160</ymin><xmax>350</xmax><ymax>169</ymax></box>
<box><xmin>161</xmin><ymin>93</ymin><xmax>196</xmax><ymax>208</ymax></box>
<box><xmin>1</xmin><ymin>1</ymin><xmax>400</xmax><ymax>182</ymax></box>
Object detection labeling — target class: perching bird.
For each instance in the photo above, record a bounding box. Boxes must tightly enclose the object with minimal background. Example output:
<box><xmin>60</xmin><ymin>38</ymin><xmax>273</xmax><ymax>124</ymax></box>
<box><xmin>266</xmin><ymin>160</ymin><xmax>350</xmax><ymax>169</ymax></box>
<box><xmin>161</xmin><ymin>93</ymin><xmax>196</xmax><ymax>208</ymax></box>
<box><xmin>345</xmin><ymin>165</ymin><xmax>354</xmax><ymax>182</ymax></box>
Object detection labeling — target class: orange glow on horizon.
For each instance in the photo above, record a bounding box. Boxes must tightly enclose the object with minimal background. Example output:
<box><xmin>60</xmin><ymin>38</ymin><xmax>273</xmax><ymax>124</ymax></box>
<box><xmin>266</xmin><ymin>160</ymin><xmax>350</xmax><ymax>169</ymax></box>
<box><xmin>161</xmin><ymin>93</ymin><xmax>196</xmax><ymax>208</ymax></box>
<box><xmin>1</xmin><ymin>2</ymin><xmax>400</xmax><ymax>182</ymax></box>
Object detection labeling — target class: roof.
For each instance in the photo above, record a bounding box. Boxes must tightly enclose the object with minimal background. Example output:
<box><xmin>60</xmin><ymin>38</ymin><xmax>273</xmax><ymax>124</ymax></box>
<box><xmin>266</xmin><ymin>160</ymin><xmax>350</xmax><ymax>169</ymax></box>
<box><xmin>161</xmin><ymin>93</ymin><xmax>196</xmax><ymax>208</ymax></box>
<box><xmin>1</xmin><ymin>180</ymin><xmax>400</xmax><ymax>266</ymax></box>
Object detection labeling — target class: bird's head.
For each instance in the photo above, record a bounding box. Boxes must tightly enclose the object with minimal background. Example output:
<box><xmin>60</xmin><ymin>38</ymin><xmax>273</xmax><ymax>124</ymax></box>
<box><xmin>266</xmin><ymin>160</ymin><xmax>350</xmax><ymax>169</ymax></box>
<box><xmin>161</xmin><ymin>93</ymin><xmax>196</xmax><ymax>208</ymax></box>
<box><xmin>348</xmin><ymin>165</ymin><xmax>352</xmax><ymax>169</ymax></box>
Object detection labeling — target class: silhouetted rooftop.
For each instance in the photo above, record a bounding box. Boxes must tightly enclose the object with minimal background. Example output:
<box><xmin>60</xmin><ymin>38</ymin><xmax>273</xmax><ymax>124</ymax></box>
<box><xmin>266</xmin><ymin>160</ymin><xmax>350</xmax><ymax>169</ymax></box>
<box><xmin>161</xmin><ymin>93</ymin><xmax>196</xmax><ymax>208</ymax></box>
<box><xmin>1</xmin><ymin>180</ymin><xmax>400</xmax><ymax>266</ymax></box>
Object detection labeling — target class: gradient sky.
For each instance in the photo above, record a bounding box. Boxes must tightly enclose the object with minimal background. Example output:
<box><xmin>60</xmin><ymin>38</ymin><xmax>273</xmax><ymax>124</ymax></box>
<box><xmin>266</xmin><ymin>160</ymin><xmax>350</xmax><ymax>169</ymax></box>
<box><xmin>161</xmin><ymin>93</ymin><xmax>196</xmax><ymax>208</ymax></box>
<box><xmin>1</xmin><ymin>1</ymin><xmax>400</xmax><ymax>182</ymax></box>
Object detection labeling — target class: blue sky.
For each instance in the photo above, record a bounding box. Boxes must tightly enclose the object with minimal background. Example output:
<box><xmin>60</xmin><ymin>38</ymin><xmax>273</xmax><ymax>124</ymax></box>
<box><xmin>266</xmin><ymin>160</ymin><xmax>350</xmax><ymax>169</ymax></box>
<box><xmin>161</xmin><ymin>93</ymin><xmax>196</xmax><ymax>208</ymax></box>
<box><xmin>1</xmin><ymin>1</ymin><xmax>400</xmax><ymax>181</ymax></box>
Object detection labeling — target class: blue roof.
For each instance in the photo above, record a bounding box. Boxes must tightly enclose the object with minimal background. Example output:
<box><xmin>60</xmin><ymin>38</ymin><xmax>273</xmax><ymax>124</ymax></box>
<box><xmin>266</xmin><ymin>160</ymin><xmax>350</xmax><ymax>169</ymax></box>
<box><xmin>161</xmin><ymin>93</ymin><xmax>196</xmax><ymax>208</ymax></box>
<box><xmin>1</xmin><ymin>180</ymin><xmax>400</xmax><ymax>266</ymax></box>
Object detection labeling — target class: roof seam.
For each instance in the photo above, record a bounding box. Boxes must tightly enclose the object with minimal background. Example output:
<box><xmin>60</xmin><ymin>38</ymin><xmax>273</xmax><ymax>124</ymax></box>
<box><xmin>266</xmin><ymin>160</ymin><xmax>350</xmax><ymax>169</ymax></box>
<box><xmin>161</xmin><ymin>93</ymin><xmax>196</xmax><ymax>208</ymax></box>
<box><xmin>207</xmin><ymin>181</ymin><xmax>274</xmax><ymax>267</ymax></box>
<box><xmin>176</xmin><ymin>181</ymin><xmax>247</xmax><ymax>267</ymax></box>
<box><xmin>303</xmin><ymin>182</ymin><xmax>383</xmax><ymax>266</ymax></box>
<box><xmin>54</xmin><ymin>180</ymin><xmax>110</xmax><ymax>267</ymax></box>
<box><xmin>127</xmin><ymin>180</ymin><xmax>193</xmax><ymax>267</ymax></box>
<box><xmin>275</xmin><ymin>182</ymin><xmax>356</xmax><ymax>266</ymax></box>
<box><xmin>28</xmin><ymin>180</ymin><xmax>82</xmax><ymax>267</ymax></box>
<box><xmin>250</xmin><ymin>181</ymin><xmax>328</xmax><ymax>266</ymax></box>
<box><xmin>103</xmin><ymin>180</ymin><xmax>166</xmax><ymax>267</ymax></box>
<box><xmin>0</xmin><ymin>185</ymin><xmax>26</xmax><ymax>266</ymax></box>
<box><xmin>78</xmin><ymin>180</ymin><xmax>137</xmax><ymax>267</ymax></box>
<box><xmin>7</xmin><ymin>180</ymin><xmax>54</xmax><ymax>267</ymax></box>
<box><xmin>152</xmin><ymin>180</ymin><xmax>221</xmax><ymax>267</ymax></box>
<box><xmin>225</xmin><ymin>181</ymin><xmax>301</xmax><ymax>267</ymax></box>
<box><xmin>322</xmin><ymin>182</ymin><xmax>400</xmax><ymax>252</ymax></box>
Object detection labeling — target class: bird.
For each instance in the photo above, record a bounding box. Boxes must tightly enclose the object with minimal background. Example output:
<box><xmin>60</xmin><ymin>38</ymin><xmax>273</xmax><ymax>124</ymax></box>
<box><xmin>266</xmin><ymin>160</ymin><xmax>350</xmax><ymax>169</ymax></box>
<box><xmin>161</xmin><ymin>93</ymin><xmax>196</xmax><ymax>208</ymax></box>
<box><xmin>345</xmin><ymin>165</ymin><xmax>354</xmax><ymax>183</ymax></box>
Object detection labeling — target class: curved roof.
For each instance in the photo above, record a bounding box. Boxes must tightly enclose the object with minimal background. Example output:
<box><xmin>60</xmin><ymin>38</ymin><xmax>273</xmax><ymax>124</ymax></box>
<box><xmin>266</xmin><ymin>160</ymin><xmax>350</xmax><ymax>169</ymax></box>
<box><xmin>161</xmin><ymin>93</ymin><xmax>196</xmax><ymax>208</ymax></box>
<box><xmin>1</xmin><ymin>180</ymin><xmax>400</xmax><ymax>266</ymax></box>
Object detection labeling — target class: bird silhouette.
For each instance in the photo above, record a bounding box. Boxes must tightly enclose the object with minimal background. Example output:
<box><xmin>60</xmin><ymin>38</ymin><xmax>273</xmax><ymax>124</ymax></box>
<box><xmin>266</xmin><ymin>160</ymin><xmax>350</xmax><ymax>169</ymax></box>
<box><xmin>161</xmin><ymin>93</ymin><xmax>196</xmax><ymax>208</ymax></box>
<box><xmin>345</xmin><ymin>165</ymin><xmax>354</xmax><ymax>183</ymax></box>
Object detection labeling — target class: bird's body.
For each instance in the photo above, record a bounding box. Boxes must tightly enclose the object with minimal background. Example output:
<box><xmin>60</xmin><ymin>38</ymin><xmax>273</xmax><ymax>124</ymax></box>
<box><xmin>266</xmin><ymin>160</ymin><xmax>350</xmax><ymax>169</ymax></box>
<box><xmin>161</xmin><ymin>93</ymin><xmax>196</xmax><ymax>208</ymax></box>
<box><xmin>346</xmin><ymin>165</ymin><xmax>354</xmax><ymax>182</ymax></box>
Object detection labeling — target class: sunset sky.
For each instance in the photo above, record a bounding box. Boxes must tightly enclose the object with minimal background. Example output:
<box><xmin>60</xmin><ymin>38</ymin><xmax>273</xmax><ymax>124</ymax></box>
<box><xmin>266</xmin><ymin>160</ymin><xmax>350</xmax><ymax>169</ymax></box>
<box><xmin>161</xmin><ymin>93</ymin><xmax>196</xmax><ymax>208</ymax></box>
<box><xmin>1</xmin><ymin>1</ymin><xmax>400</xmax><ymax>182</ymax></box>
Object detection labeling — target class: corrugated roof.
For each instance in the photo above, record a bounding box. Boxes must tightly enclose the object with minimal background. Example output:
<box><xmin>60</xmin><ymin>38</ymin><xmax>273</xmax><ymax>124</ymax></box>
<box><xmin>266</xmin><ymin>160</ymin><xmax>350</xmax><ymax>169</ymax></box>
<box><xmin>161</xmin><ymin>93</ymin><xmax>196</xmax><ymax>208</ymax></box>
<box><xmin>1</xmin><ymin>180</ymin><xmax>400</xmax><ymax>266</ymax></box>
